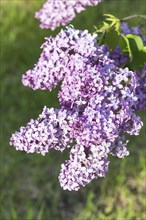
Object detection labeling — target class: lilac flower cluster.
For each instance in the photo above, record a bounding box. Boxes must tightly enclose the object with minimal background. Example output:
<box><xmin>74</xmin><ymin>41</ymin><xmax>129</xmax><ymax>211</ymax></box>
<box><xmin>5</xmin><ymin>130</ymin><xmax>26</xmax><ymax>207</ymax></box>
<box><xmin>10</xmin><ymin>26</ymin><xmax>143</xmax><ymax>191</ymax></box>
<box><xmin>35</xmin><ymin>0</ymin><xmax>102</xmax><ymax>30</ymax></box>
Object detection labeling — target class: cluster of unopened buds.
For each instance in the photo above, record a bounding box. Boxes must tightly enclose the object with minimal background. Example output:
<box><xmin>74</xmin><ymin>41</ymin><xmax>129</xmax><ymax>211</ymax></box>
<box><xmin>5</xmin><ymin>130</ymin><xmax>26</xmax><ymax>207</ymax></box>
<box><xmin>10</xmin><ymin>24</ymin><xmax>146</xmax><ymax>190</ymax></box>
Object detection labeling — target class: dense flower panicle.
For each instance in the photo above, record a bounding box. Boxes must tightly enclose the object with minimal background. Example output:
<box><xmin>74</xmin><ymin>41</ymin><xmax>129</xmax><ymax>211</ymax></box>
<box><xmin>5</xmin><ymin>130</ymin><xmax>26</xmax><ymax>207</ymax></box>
<box><xmin>35</xmin><ymin>0</ymin><xmax>102</xmax><ymax>30</ymax></box>
<box><xmin>11</xmin><ymin>26</ymin><xmax>144</xmax><ymax>190</ymax></box>
<box><xmin>10</xmin><ymin>107</ymin><xmax>77</xmax><ymax>155</ymax></box>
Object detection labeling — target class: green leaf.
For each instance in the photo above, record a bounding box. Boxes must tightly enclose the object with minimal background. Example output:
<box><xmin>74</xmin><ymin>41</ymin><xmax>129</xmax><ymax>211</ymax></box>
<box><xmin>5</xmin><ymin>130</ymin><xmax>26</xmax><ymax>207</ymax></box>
<box><xmin>120</xmin><ymin>34</ymin><xmax>133</xmax><ymax>60</ymax></box>
<box><xmin>126</xmin><ymin>34</ymin><xmax>144</xmax><ymax>51</ymax></box>
<box><xmin>36</xmin><ymin>204</ymin><xmax>45</xmax><ymax>220</ymax></box>
<box><xmin>142</xmin><ymin>46</ymin><xmax>146</xmax><ymax>53</ymax></box>
<box><xmin>105</xmin><ymin>29</ymin><xmax>120</xmax><ymax>49</ymax></box>
<box><xmin>104</xmin><ymin>14</ymin><xmax>120</xmax><ymax>30</ymax></box>
<box><xmin>115</xmin><ymin>20</ymin><xmax>121</xmax><ymax>32</ymax></box>
<box><xmin>98</xmin><ymin>22</ymin><xmax>110</xmax><ymax>32</ymax></box>
<box><xmin>126</xmin><ymin>34</ymin><xmax>145</xmax><ymax>70</ymax></box>
<box><xmin>11</xmin><ymin>207</ymin><xmax>18</xmax><ymax>220</ymax></box>
<box><xmin>131</xmin><ymin>50</ymin><xmax>146</xmax><ymax>70</ymax></box>
<box><xmin>26</xmin><ymin>207</ymin><xmax>34</xmax><ymax>220</ymax></box>
<box><xmin>104</xmin><ymin>14</ymin><xmax>118</xmax><ymax>20</ymax></box>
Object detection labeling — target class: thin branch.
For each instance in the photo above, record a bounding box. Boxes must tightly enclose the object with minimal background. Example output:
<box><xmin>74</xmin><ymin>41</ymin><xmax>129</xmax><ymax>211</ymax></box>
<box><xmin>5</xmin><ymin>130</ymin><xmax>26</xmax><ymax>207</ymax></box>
<box><xmin>98</xmin><ymin>31</ymin><xmax>106</xmax><ymax>46</ymax></box>
<box><xmin>120</xmin><ymin>15</ymin><xmax>146</xmax><ymax>22</ymax></box>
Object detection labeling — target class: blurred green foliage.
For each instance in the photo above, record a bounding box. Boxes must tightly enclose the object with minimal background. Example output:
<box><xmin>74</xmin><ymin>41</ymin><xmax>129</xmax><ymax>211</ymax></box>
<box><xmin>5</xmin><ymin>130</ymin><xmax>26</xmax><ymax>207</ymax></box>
<box><xmin>1</xmin><ymin>0</ymin><xmax>146</xmax><ymax>219</ymax></box>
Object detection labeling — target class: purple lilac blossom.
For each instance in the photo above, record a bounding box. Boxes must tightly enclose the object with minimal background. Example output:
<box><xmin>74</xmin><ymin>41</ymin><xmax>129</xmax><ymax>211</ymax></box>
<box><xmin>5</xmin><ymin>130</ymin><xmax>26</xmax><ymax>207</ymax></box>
<box><xmin>11</xmin><ymin>26</ymin><xmax>144</xmax><ymax>191</ymax></box>
<box><xmin>35</xmin><ymin>0</ymin><xmax>102</xmax><ymax>30</ymax></box>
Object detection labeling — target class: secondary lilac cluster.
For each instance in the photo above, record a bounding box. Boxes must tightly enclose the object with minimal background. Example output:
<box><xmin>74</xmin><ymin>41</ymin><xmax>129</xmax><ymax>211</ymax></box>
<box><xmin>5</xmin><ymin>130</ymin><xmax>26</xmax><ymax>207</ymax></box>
<box><xmin>121</xmin><ymin>22</ymin><xmax>146</xmax><ymax>45</ymax></box>
<box><xmin>35</xmin><ymin>0</ymin><xmax>102</xmax><ymax>30</ymax></box>
<box><xmin>11</xmin><ymin>26</ymin><xmax>143</xmax><ymax>191</ymax></box>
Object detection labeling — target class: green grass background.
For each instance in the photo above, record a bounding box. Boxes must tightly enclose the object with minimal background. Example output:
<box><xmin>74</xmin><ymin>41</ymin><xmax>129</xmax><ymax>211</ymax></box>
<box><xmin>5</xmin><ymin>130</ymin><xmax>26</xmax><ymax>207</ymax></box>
<box><xmin>1</xmin><ymin>0</ymin><xmax>146</xmax><ymax>219</ymax></box>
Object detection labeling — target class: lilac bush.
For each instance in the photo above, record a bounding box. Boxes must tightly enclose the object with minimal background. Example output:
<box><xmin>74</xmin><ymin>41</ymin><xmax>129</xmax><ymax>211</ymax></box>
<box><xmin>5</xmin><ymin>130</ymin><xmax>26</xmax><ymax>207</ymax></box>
<box><xmin>10</xmin><ymin>25</ymin><xmax>145</xmax><ymax>191</ymax></box>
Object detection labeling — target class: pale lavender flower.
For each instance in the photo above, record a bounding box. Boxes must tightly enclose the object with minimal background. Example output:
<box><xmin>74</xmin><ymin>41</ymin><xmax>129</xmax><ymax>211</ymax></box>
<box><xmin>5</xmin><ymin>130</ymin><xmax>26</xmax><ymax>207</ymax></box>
<box><xmin>35</xmin><ymin>0</ymin><xmax>102</xmax><ymax>30</ymax></box>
